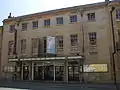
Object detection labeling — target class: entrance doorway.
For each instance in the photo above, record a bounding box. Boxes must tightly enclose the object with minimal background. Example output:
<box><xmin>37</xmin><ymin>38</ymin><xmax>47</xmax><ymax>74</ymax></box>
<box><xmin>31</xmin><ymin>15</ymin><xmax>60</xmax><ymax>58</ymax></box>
<box><xmin>55</xmin><ymin>66</ymin><xmax>64</xmax><ymax>81</ymax></box>
<box><xmin>23</xmin><ymin>65</ymin><xmax>29</xmax><ymax>80</ymax></box>
<box><xmin>68</xmin><ymin>66</ymin><xmax>79</xmax><ymax>81</ymax></box>
<box><xmin>34</xmin><ymin>66</ymin><xmax>43</xmax><ymax>80</ymax></box>
<box><xmin>44</xmin><ymin>65</ymin><xmax>54</xmax><ymax>80</ymax></box>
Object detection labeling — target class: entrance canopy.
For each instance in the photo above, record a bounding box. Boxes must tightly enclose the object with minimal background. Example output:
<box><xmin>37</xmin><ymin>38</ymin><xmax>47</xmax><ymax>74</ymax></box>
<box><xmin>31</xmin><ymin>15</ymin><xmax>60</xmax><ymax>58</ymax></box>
<box><xmin>8</xmin><ymin>56</ymin><xmax>84</xmax><ymax>62</ymax></box>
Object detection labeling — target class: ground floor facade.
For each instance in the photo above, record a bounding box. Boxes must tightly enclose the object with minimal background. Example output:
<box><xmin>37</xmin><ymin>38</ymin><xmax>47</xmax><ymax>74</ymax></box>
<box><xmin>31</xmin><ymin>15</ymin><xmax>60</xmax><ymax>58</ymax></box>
<box><xmin>2</xmin><ymin>56</ymin><xmax>112</xmax><ymax>83</ymax></box>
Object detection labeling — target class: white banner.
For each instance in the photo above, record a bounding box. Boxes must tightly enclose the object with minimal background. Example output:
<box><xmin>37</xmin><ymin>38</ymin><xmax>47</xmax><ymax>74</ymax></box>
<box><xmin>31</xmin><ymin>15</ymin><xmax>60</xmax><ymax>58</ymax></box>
<box><xmin>46</xmin><ymin>36</ymin><xmax>56</xmax><ymax>54</ymax></box>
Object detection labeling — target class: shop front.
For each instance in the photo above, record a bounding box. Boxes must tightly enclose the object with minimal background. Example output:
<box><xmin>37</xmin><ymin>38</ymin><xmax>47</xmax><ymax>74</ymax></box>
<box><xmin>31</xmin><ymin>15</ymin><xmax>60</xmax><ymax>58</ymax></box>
<box><xmin>8</xmin><ymin>56</ymin><xmax>84</xmax><ymax>82</ymax></box>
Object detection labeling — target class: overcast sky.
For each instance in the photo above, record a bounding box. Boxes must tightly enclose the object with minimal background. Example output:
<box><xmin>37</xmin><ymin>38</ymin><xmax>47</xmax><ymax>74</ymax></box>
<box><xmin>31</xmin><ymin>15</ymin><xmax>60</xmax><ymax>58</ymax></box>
<box><xmin>0</xmin><ymin>0</ymin><xmax>105</xmax><ymax>25</ymax></box>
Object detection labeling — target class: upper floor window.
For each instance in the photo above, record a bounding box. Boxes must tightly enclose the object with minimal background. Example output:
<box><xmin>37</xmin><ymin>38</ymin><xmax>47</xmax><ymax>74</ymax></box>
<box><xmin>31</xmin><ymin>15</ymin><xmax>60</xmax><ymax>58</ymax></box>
<box><xmin>87</xmin><ymin>13</ymin><xmax>95</xmax><ymax>20</ymax></box>
<box><xmin>70</xmin><ymin>15</ymin><xmax>77</xmax><ymax>22</ymax></box>
<box><xmin>70</xmin><ymin>34</ymin><xmax>78</xmax><ymax>46</ymax></box>
<box><xmin>31</xmin><ymin>38</ymin><xmax>39</xmax><ymax>55</ymax></box>
<box><xmin>56</xmin><ymin>17</ymin><xmax>63</xmax><ymax>24</ymax></box>
<box><xmin>88</xmin><ymin>32</ymin><xmax>97</xmax><ymax>46</ymax></box>
<box><xmin>22</xmin><ymin>23</ymin><xmax>27</xmax><ymax>30</ymax></box>
<box><xmin>32</xmin><ymin>21</ymin><xmax>38</xmax><ymax>29</ymax></box>
<box><xmin>8</xmin><ymin>40</ymin><xmax>14</xmax><ymax>55</ymax></box>
<box><xmin>56</xmin><ymin>36</ymin><xmax>63</xmax><ymax>50</ymax></box>
<box><xmin>10</xmin><ymin>25</ymin><xmax>15</xmax><ymax>33</ymax></box>
<box><xmin>116</xmin><ymin>9</ymin><xmax>120</xmax><ymax>20</ymax></box>
<box><xmin>21</xmin><ymin>39</ymin><xmax>26</xmax><ymax>54</ymax></box>
<box><xmin>44</xmin><ymin>19</ymin><xmax>50</xmax><ymax>26</ymax></box>
<box><xmin>43</xmin><ymin>37</ymin><xmax>47</xmax><ymax>53</ymax></box>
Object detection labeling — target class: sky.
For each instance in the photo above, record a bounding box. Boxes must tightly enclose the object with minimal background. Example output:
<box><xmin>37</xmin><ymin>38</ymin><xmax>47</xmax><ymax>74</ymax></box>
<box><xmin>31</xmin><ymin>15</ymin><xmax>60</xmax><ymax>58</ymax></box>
<box><xmin>0</xmin><ymin>0</ymin><xmax>105</xmax><ymax>26</ymax></box>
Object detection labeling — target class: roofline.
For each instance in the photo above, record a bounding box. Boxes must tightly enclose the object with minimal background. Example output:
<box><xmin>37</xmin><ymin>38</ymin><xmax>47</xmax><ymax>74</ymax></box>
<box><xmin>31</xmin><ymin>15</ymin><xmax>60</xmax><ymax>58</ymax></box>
<box><xmin>3</xmin><ymin>1</ymin><xmax>108</xmax><ymax>23</ymax></box>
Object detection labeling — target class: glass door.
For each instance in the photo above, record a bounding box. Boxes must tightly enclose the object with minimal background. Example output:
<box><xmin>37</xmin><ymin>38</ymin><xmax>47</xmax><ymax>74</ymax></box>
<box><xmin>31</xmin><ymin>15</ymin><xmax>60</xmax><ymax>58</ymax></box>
<box><xmin>68</xmin><ymin>66</ymin><xmax>79</xmax><ymax>81</ymax></box>
<box><xmin>55</xmin><ymin>66</ymin><xmax>64</xmax><ymax>81</ymax></box>
<box><xmin>34</xmin><ymin>66</ymin><xmax>43</xmax><ymax>80</ymax></box>
<box><xmin>23</xmin><ymin>65</ymin><xmax>29</xmax><ymax>80</ymax></box>
<box><xmin>44</xmin><ymin>65</ymin><xmax>54</xmax><ymax>80</ymax></box>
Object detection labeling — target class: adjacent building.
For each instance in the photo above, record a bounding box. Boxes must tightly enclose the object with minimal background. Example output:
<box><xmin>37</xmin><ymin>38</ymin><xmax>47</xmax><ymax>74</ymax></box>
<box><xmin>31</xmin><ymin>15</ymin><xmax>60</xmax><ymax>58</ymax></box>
<box><xmin>1</xmin><ymin>0</ymin><xmax>120</xmax><ymax>83</ymax></box>
<box><xmin>0</xmin><ymin>26</ymin><xmax>3</xmax><ymax>78</ymax></box>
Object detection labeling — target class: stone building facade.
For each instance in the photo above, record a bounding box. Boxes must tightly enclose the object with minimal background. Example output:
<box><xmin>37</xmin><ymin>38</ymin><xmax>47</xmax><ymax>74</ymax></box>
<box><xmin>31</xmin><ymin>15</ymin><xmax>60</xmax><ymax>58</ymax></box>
<box><xmin>1</xmin><ymin>1</ymin><xmax>120</xmax><ymax>83</ymax></box>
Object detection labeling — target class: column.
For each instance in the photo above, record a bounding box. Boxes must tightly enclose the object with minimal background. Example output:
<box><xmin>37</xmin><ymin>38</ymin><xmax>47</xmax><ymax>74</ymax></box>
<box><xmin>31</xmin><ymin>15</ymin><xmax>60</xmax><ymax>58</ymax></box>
<box><xmin>42</xmin><ymin>63</ymin><xmax>44</xmax><ymax>80</ymax></box>
<box><xmin>31</xmin><ymin>62</ymin><xmax>34</xmax><ymax>80</ymax></box>
<box><xmin>21</xmin><ymin>62</ymin><xmax>23</xmax><ymax>80</ymax></box>
<box><xmin>64</xmin><ymin>56</ymin><xmax>68</xmax><ymax>83</ymax></box>
<box><xmin>79</xmin><ymin>60</ymin><xmax>84</xmax><ymax>83</ymax></box>
<box><xmin>53</xmin><ymin>62</ymin><xmax>56</xmax><ymax>82</ymax></box>
<box><xmin>78</xmin><ymin>59</ymin><xmax>81</xmax><ymax>82</ymax></box>
<box><xmin>29</xmin><ymin>63</ymin><xmax>31</xmax><ymax>80</ymax></box>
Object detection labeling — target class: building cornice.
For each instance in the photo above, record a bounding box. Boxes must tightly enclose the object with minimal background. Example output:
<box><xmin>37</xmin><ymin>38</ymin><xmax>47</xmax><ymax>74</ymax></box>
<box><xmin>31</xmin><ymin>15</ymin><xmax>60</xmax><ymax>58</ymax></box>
<box><xmin>3</xmin><ymin>2</ymin><xmax>108</xmax><ymax>24</ymax></box>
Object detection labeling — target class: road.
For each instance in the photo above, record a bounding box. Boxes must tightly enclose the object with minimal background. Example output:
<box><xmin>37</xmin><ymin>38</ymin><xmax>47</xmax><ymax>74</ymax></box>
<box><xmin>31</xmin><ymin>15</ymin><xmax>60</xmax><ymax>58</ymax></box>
<box><xmin>0</xmin><ymin>80</ymin><xmax>119</xmax><ymax>90</ymax></box>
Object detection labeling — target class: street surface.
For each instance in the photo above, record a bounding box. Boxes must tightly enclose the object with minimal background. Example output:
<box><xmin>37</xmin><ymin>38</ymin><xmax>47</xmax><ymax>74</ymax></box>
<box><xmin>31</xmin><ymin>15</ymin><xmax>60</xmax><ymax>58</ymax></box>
<box><xmin>0</xmin><ymin>80</ymin><xmax>119</xmax><ymax>90</ymax></box>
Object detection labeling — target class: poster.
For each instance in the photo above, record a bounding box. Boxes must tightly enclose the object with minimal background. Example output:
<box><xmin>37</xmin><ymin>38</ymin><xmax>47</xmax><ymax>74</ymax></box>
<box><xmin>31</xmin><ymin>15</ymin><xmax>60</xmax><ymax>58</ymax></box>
<box><xmin>46</xmin><ymin>36</ymin><xmax>56</xmax><ymax>54</ymax></box>
<box><xmin>81</xmin><ymin>64</ymin><xmax>108</xmax><ymax>72</ymax></box>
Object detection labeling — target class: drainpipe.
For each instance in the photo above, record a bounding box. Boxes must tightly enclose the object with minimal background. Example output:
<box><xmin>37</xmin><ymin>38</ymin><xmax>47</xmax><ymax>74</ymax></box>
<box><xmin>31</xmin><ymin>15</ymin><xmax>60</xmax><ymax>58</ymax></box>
<box><xmin>77</xmin><ymin>8</ymin><xmax>85</xmax><ymax>83</ymax></box>
<box><xmin>109</xmin><ymin>6</ymin><xmax>120</xmax><ymax>90</ymax></box>
<box><xmin>105</xmin><ymin>1</ymin><xmax>118</xmax><ymax>89</ymax></box>
<box><xmin>13</xmin><ymin>19</ymin><xmax>21</xmax><ymax>80</ymax></box>
<box><xmin>110</xmin><ymin>6</ymin><xmax>117</xmax><ymax>86</ymax></box>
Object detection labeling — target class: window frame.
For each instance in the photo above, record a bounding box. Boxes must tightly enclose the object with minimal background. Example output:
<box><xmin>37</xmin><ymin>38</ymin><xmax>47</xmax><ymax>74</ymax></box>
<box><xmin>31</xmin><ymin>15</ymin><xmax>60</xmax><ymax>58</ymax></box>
<box><xmin>22</xmin><ymin>23</ymin><xmax>27</xmax><ymax>31</ymax></box>
<box><xmin>116</xmin><ymin>9</ymin><xmax>120</xmax><ymax>20</ymax></box>
<box><xmin>31</xmin><ymin>38</ymin><xmax>39</xmax><ymax>54</ymax></box>
<box><xmin>44</xmin><ymin>19</ymin><xmax>50</xmax><ymax>27</ymax></box>
<box><xmin>88</xmin><ymin>32</ymin><xmax>97</xmax><ymax>46</ymax></box>
<box><xmin>32</xmin><ymin>21</ymin><xmax>38</xmax><ymax>29</ymax></box>
<box><xmin>56</xmin><ymin>36</ymin><xmax>64</xmax><ymax>50</ymax></box>
<box><xmin>56</xmin><ymin>17</ymin><xmax>63</xmax><ymax>25</ymax></box>
<box><xmin>8</xmin><ymin>40</ymin><xmax>14</xmax><ymax>55</ymax></box>
<box><xmin>70</xmin><ymin>34</ymin><xmax>78</xmax><ymax>47</ymax></box>
<box><xmin>9</xmin><ymin>25</ymin><xmax>15</xmax><ymax>33</ymax></box>
<box><xmin>43</xmin><ymin>37</ymin><xmax>47</xmax><ymax>53</ymax></box>
<box><xmin>70</xmin><ymin>15</ymin><xmax>77</xmax><ymax>23</ymax></box>
<box><xmin>87</xmin><ymin>13</ymin><xmax>95</xmax><ymax>21</ymax></box>
<box><xmin>21</xmin><ymin>39</ymin><xmax>26</xmax><ymax>54</ymax></box>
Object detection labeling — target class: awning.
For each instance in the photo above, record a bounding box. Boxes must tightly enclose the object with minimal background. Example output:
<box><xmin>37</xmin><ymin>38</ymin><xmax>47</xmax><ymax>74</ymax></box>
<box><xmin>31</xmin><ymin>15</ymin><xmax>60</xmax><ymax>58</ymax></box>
<box><xmin>8</xmin><ymin>56</ymin><xmax>84</xmax><ymax>62</ymax></box>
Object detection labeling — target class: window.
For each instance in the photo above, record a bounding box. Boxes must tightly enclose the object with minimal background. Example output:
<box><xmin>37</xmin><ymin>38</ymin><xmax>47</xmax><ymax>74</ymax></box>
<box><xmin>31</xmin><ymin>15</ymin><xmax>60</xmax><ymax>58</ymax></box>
<box><xmin>70</xmin><ymin>15</ymin><xmax>77</xmax><ymax>23</ymax></box>
<box><xmin>21</xmin><ymin>39</ymin><xmax>26</xmax><ymax>54</ymax></box>
<box><xmin>32</xmin><ymin>21</ymin><xmax>38</xmax><ymax>29</ymax></box>
<box><xmin>89</xmin><ymin>32</ymin><xmax>97</xmax><ymax>46</ymax></box>
<box><xmin>70</xmin><ymin>34</ymin><xmax>78</xmax><ymax>46</ymax></box>
<box><xmin>87</xmin><ymin>13</ymin><xmax>95</xmax><ymax>20</ymax></box>
<box><xmin>8</xmin><ymin>40</ymin><xmax>14</xmax><ymax>55</ymax></box>
<box><xmin>31</xmin><ymin>38</ymin><xmax>39</xmax><ymax>55</ymax></box>
<box><xmin>44</xmin><ymin>19</ymin><xmax>50</xmax><ymax>26</ymax></box>
<box><xmin>116</xmin><ymin>10</ymin><xmax>120</xmax><ymax>20</ymax></box>
<box><xmin>10</xmin><ymin>25</ymin><xmax>15</xmax><ymax>33</ymax></box>
<box><xmin>56</xmin><ymin>36</ymin><xmax>63</xmax><ymax>51</ymax></box>
<box><xmin>43</xmin><ymin>37</ymin><xmax>47</xmax><ymax>53</ymax></box>
<box><xmin>22</xmin><ymin>23</ymin><xmax>27</xmax><ymax>30</ymax></box>
<box><xmin>8</xmin><ymin>66</ymin><xmax>14</xmax><ymax>72</ymax></box>
<box><xmin>56</xmin><ymin>17</ymin><xmax>63</xmax><ymax>24</ymax></box>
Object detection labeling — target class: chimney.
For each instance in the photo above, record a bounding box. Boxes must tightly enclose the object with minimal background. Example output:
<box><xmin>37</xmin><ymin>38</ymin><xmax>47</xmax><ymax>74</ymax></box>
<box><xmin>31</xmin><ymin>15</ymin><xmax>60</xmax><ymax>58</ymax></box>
<box><xmin>8</xmin><ymin>12</ymin><xmax>12</xmax><ymax>18</ymax></box>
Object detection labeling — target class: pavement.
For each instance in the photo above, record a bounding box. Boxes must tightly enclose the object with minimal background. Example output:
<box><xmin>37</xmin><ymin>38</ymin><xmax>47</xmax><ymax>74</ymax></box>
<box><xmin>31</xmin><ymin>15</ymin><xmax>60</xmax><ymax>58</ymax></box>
<box><xmin>0</xmin><ymin>80</ymin><xmax>119</xmax><ymax>90</ymax></box>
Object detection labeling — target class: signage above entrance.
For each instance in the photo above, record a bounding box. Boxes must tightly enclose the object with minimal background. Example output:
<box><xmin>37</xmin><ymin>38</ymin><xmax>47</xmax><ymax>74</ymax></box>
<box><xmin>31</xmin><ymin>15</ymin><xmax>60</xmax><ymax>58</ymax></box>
<box><xmin>8</xmin><ymin>56</ymin><xmax>83</xmax><ymax>62</ymax></box>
